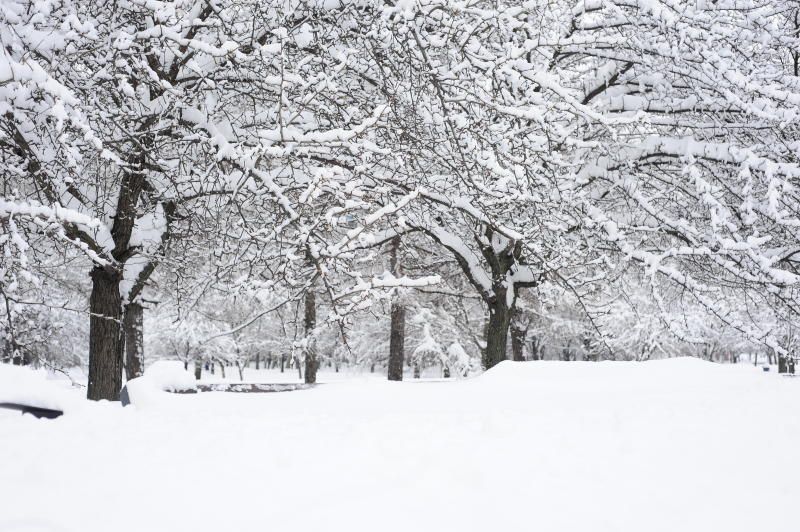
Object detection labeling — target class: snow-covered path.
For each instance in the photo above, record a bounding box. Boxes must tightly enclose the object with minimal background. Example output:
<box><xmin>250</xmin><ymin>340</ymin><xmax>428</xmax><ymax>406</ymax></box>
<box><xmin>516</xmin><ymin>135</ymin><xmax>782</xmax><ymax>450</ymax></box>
<box><xmin>1</xmin><ymin>359</ymin><xmax>798</xmax><ymax>532</ymax></box>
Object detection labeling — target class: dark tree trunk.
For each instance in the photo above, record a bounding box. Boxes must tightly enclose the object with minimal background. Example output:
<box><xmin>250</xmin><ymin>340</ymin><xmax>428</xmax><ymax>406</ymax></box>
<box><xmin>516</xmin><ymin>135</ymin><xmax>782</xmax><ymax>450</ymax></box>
<box><xmin>483</xmin><ymin>296</ymin><xmax>512</xmax><ymax>370</ymax></box>
<box><xmin>194</xmin><ymin>359</ymin><xmax>202</xmax><ymax>380</ymax></box>
<box><xmin>255</xmin><ymin>354</ymin><xmax>260</xmax><ymax>370</ymax></box>
<box><xmin>218</xmin><ymin>361</ymin><xmax>226</xmax><ymax>378</ymax></box>
<box><xmin>280</xmin><ymin>354</ymin><xmax>285</xmax><ymax>373</ymax></box>
<box><xmin>387</xmin><ymin>236</ymin><xmax>405</xmax><ymax>381</ymax></box>
<box><xmin>387</xmin><ymin>303</ymin><xmax>406</xmax><ymax>381</ymax></box>
<box><xmin>303</xmin><ymin>288</ymin><xmax>318</xmax><ymax>384</ymax></box>
<box><xmin>87</xmin><ymin>267</ymin><xmax>123</xmax><ymax>401</ymax></box>
<box><xmin>413</xmin><ymin>362</ymin><xmax>420</xmax><ymax>379</ymax></box>
<box><xmin>123</xmin><ymin>302</ymin><xmax>144</xmax><ymax>381</ymax></box>
<box><xmin>778</xmin><ymin>355</ymin><xmax>795</xmax><ymax>374</ymax></box>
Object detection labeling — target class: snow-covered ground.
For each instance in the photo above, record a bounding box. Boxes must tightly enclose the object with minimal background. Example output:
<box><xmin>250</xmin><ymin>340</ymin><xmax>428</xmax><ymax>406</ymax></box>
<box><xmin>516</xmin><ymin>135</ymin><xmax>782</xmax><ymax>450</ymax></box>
<box><xmin>1</xmin><ymin>359</ymin><xmax>798</xmax><ymax>532</ymax></box>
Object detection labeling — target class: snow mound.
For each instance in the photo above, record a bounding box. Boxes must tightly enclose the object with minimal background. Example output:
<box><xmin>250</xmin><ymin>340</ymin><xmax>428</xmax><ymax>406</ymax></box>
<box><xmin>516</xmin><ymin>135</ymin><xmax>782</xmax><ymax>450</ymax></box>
<box><xmin>123</xmin><ymin>360</ymin><xmax>196</xmax><ymax>409</ymax></box>
<box><xmin>142</xmin><ymin>360</ymin><xmax>196</xmax><ymax>391</ymax></box>
<box><xmin>0</xmin><ymin>364</ymin><xmax>81</xmax><ymax>414</ymax></box>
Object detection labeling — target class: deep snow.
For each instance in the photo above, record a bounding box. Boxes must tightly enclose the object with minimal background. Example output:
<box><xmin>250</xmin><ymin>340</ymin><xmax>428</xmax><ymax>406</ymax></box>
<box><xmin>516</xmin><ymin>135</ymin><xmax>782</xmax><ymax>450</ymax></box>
<box><xmin>1</xmin><ymin>359</ymin><xmax>798</xmax><ymax>532</ymax></box>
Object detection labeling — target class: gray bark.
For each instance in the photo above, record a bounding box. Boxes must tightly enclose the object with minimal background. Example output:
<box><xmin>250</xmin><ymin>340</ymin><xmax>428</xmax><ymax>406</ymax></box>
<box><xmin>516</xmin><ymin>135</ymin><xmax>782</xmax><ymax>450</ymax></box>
<box><xmin>510</xmin><ymin>309</ymin><xmax>525</xmax><ymax>362</ymax></box>
<box><xmin>123</xmin><ymin>302</ymin><xmax>144</xmax><ymax>381</ymax></box>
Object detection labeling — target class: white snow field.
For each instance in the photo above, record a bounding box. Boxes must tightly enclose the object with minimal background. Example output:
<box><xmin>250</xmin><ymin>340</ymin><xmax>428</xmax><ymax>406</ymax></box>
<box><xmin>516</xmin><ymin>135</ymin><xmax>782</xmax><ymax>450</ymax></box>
<box><xmin>1</xmin><ymin>359</ymin><xmax>799</xmax><ymax>532</ymax></box>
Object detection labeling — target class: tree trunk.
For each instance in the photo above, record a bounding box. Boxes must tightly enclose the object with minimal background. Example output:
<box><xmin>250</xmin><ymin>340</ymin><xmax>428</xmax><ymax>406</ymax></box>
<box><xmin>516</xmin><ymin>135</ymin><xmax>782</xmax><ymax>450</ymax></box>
<box><xmin>303</xmin><ymin>288</ymin><xmax>318</xmax><ymax>384</ymax></box>
<box><xmin>387</xmin><ymin>302</ymin><xmax>406</xmax><ymax>381</ymax></box>
<box><xmin>280</xmin><ymin>354</ymin><xmax>285</xmax><ymax>373</ymax></box>
<box><xmin>529</xmin><ymin>335</ymin><xmax>541</xmax><ymax>361</ymax></box>
<box><xmin>123</xmin><ymin>302</ymin><xmax>144</xmax><ymax>381</ymax></box>
<box><xmin>194</xmin><ymin>359</ymin><xmax>202</xmax><ymax>380</ymax></box>
<box><xmin>413</xmin><ymin>362</ymin><xmax>420</xmax><ymax>379</ymax></box>
<box><xmin>778</xmin><ymin>354</ymin><xmax>795</xmax><ymax>374</ymax></box>
<box><xmin>87</xmin><ymin>267</ymin><xmax>123</xmax><ymax>401</ymax></box>
<box><xmin>255</xmin><ymin>354</ymin><xmax>260</xmax><ymax>370</ymax></box>
<box><xmin>387</xmin><ymin>236</ymin><xmax>405</xmax><ymax>381</ymax></box>
<box><xmin>510</xmin><ymin>310</ymin><xmax>525</xmax><ymax>362</ymax></box>
<box><xmin>483</xmin><ymin>297</ymin><xmax>511</xmax><ymax>370</ymax></box>
<box><xmin>218</xmin><ymin>361</ymin><xmax>226</xmax><ymax>378</ymax></box>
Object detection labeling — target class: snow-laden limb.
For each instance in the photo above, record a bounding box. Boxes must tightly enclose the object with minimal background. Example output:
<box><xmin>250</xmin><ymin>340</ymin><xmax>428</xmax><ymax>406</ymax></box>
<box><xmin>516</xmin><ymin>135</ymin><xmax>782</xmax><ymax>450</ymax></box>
<box><xmin>0</xmin><ymin>198</ymin><xmax>105</xmax><ymax>231</ymax></box>
<box><xmin>331</xmin><ymin>273</ymin><xmax>442</xmax><ymax>318</ymax></box>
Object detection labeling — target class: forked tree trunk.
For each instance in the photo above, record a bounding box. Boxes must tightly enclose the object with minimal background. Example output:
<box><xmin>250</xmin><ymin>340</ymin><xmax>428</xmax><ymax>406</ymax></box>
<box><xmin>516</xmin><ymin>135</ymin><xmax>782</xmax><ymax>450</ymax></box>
<box><xmin>123</xmin><ymin>302</ymin><xmax>144</xmax><ymax>381</ymax></box>
<box><xmin>87</xmin><ymin>267</ymin><xmax>123</xmax><ymax>401</ymax></box>
<box><xmin>483</xmin><ymin>295</ymin><xmax>512</xmax><ymax>370</ymax></box>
